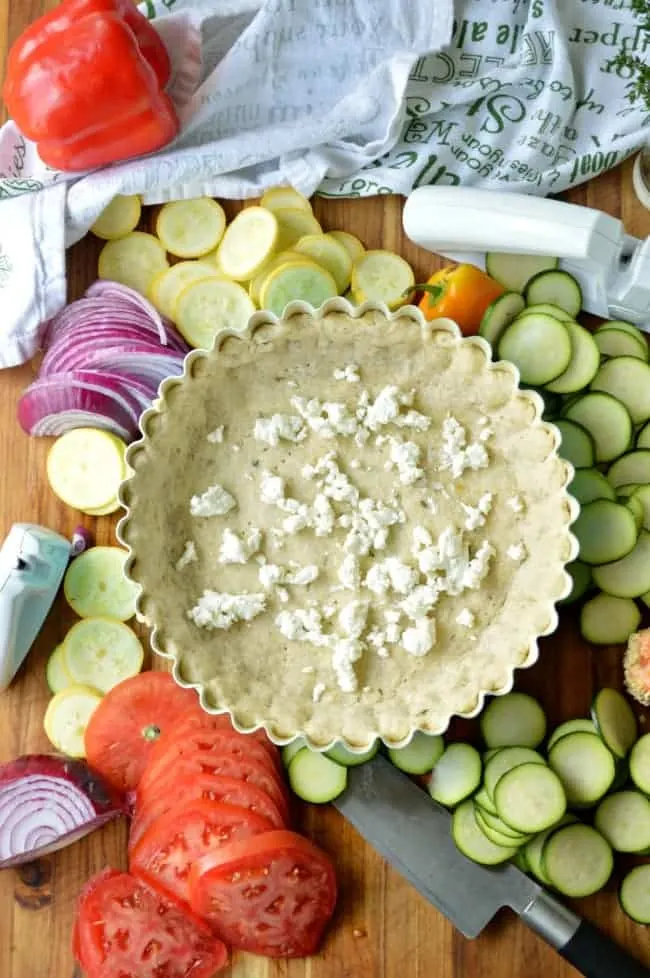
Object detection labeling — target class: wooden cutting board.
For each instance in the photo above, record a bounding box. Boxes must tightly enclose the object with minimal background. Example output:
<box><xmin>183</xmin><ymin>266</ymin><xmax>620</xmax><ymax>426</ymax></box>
<box><xmin>2</xmin><ymin>5</ymin><xmax>650</xmax><ymax>975</ymax></box>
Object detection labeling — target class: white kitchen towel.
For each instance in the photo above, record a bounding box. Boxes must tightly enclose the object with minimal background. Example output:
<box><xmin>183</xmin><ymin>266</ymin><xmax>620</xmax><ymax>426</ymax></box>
<box><xmin>0</xmin><ymin>0</ymin><xmax>648</xmax><ymax>368</ymax></box>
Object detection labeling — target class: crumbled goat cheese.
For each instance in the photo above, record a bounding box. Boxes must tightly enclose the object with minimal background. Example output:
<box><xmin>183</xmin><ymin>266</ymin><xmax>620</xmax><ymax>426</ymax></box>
<box><xmin>259</xmin><ymin>563</ymin><xmax>285</xmax><ymax>590</ymax></box>
<box><xmin>276</xmin><ymin>608</ymin><xmax>330</xmax><ymax>646</ymax></box>
<box><xmin>190</xmin><ymin>484</ymin><xmax>236</xmax><ymax>517</ymax></box>
<box><xmin>291</xmin><ymin>396</ymin><xmax>359</xmax><ymax>439</ymax></box>
<box><xmin>339</xmin><ymin>554</ymin><xmax>361</xmax><ymax>590</ymax></box>
<box><xmin>401</xmin><ymin>618</ymin><xmax>436</xmax><ymax>656</ymax></box>
<box><xmin>260</xmin><ymin>471</ymin><xmax>286</xmax><ymax>505</ymax></box>
<box><xmin>438</xmin><ymin>415</ymin><xmax>489</xmax><ymax>479</ymax></box>
<box><xmin>478</xmin><ymin>426</ymin><xmax>493</xmax><ymax>442</ymax></box>
<box><xmin>507</xmin><ymin>543</ymin><xmax>526</xmax><ymax>561</ymax></box>
<box><xmin>219</xmin><ymin>528</ymin><xmax>262</xmax><ymax>565</ymax></box>
<box><xmin>507</xmin><ymin>495</ymin><xmax>525</xmax><ymax>513</ymax></box>
<box><xmin>365</xmin><ymin>557</ymin><xmax>419</xmax><ymax>597</ymax></box>
<box><xmin>462</xmin><ymin>492</ymin><xmax>493</xmax><ymax>531</ymax></box>
<box><xmin>259</xmin><ymin>562</ymin><xmax>319</xmax><ymax>589</ymax></box>
<box><xmin>333</xmin><ymin>363</ymin><xmax>360</xmax><ymax>383</ymax></box>
<box><xmin>311</xmin><ymin>493</ymin><xmax>336</xmax><ymax>537</ymax></box>
<box><xmin>312</xmin><ymin>682</ymin><xmax>326</xmax><ymax>703</ymax></box>
<box><xmin>332</xmin><ymin>637</ymin><xmax>364</xmax><ymax>692</ymax></box>
<box><xmin>175</xmin><ymin>541</ymin><xmax>197</xmax><ymax>571</ymax></box>
<box><xmin>400</xmin><ymin>584</ymin><xmax>440</xmax><ymax>620</ymax></box>
<box><xmin>416</xmin><ymin>528</ymin><xmax>494</xmax><ymax>595</ymax></box>
<box><xmin>341</xmin><ymin>497</ymin><xmax>405</xmax><ymax>556</ymax></box>
<box><xmin>387</xmin><ymin>437</ymin><xmax>424</xmax><ymax>485</ymax></box>
<box><xmin>304</xmin><ymin>452</ymin><xmax>359</xmax><ymax>505</ymax></box>
<box><xmin>338</xmin><ymin>599</ymin><xmax>369</xmax><ymax>639</ymax></box>
<box><xmin>456</xmin><ymin>608</ymin><xmax>475</xmax><ymax>628</ymax></box>
<box><xmin>254</xmin><ymin>414</ymin><xmax>306</xmax><ymax>446</ymax></box>
<box><xmin>206</xmin><ymin>425</ymin><xmax>224</xmax><ymax>444</ymax></box>
<box><xmin>188</xmin><ymin>591</ymin><xmax>266</xmax><ymax>629</ymax></box>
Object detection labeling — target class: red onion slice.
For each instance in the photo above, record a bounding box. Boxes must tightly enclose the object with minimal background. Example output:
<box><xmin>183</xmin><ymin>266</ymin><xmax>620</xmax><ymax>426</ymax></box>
<box><xmin>85</xmin><ymin>281</ymin><xmax>170</xmax><ymax>346</ymax></box>
<box><xmin>18</xmin><ymin>377</ymin><xmax>140</xmax><ymax>439</ymax></box>
<box><xmin>0</xmin><ymin>755</ymin><xmax>126</xmax><ymax>868</ymax></box>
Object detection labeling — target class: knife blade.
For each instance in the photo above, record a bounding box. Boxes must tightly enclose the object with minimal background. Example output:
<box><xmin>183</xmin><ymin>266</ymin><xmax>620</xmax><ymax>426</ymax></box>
<box><xmin>334</xmin><ymin>755</ymin><xmax>650</xmax><ymax>978</ymax></box>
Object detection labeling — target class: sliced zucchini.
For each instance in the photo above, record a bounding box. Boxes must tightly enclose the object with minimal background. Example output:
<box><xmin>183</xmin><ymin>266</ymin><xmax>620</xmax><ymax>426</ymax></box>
<box><xmin>521</xmin><ymin>302</ymin><xmax>573</xmax><ymax>322</ymax></box>
<box><xmin>524</xmin><ymin>269</ymin><xmax>582</xmax><ymax>318</ymax></box>
<box><xmin>562</xmin><ymin>392</ymin><xmax>633</xmax><ymax>463</ymax></box>
<box><xmin>568</xmin><ymin>468</ymin><xmax>615</xmax><ymax>505</ymax></box>
<box><xmin>629</xmin><ymin>486</ymin><xmax>650</xmax><ymax>532</ymax></box>
<box><xmin>524</xmin><ymin>815</ymin><xmax>577</xmax><ymax>885</ymax></box>
<box><xmin>546</xmin><ymin>718</ymin><xmax>597</xmax><ymax>752</ymax></box>
<box><xmin>494</xmin><ymin>763</ymin><xmax>566</xmax><ymax>834</ymax></box>
<box><xmin>478</xmin><ymin>292</ymin><xmax>525</xmax><ymax>348</ymax></box>
<box><xmin>260</xmin><ymin>260</ymin><xmax>338</xmax><ymax>317</ymax></box>
<box><xmin>592</xmin><ymin>529</ymin><xmax>650</xmax><ymax>598</ymax></box>
<box><xmin>387</xmin><ymin>732</ymin><xmax>445</xmax><ymax>775</ymax></box>
<box><xmin>428</xmin><ymin>743</ymin><xmax>482</xmax><ymax>807</ymax></box>
<box><xmin>617</xmin><ymin>482</ymin><xmax>642</xmax><ymax>499</ymax></box>
<box><xmin>620</xmin><ymin>865</ymin><xmax>650</xmax><ymax>924</ymax></box>
<box><xmin>572</xmin><ymin>499</ymin><xmax>638</xmax><ymax>565</ymax></box>
<box><xmin>629</xmin><ymin>733</ymin><xmax>650</xmax><ymax>794</ymax></box>
<box><xmin>293</xmin><ymin>233</ymin><xmax>352</xmax><ymax>293</ymax></box>
<box><xmin>452</xmin><ymin>800</ymin><xmax>518</xmax><ymax>865</ymax></box>
<box><xmin>580</xmin><ymin>592</ymin><xmax>642</xmax><ymax>645</ymax></box>
<box><xmin>596</xmin><ymin>319</ymin><xmax>647</xmax><ymax>344</ymax></box>
<box><xmin>548</xmin><ymin>731</ymin><xmax>616</xmax><ymax>806</ymax></box>
<box><xmin>281</xmin><ymin>737</ymin><xmax>307</xmax><ymax>767</ymax></box>
<box><xmin>473</xmin><ymin>786</ymin><xmax>498</xmax><ymax>817</ymax></box>
<box><xmin>63</xmin><ymin>546</ymin><xmax>139</xmax><ymax>621</ymax></box>
<box><xmin>636</xmin><ymin>420</ymin><xmax>650</xmax><ymax>450</ymax></box>
<box><xmin>554</xmin><ymin>419</ymin><xmax>595</xmax><ymax>469</ymax></box>
<box><xmin>325</xmin><ymin>740</ymin><xmax>379</xmax><ymax>767</ymax></box>
<box><xmin>594</xmin><ymin>327</ymin><xmax>648</xmax><ymax>362</ymax></box>
<box><xmin>485</xmin><ymin>253</ymin><xmax>558</xmax><ymax>293</ymax></box>
<box><xmin>541</xmin><ymin>823</ymin><xmax>613</xmax><ymax>898</ymax></box>
<box><xmin>557</xmin><ymin>560</ymin><xmax>592</xmax><ymax>607</ymax></box>
<box><xmin>483</xmin><ymin>747</ymin><xmax>545</xmax><ymax>800</ymax></box>
<box><xmin>591</xmin><ymin>687</ymin><xmax>638</xmax><ymax>758</ymax></box>
<box><xmin>61</xmin><ymin>617</ymin><xmax>144</xmax><ymax>694</ymax></box>
<box><xmin>287</xmin><ymin>747</ymin><xmax>348</xmax><ymax>802</ymax></box>
<box><xmin>608</xmin><ymin>449</ymin><xmax>650</xmax><ymax>489</ymax></box>
<box><xmin>480</xmin><ymin>692</ymin><xmax>546</xmax><ymax>750</ymax></box>
<box><xmin>474</xmin><ymin>805</ymin><xmax>530</xmax><ymax>842</ymax></box>
<box><xmin>45</xmin><ymin>644</ymin><xmax>73</xmax><ymax>695</ymax></box>
<box><xmin>626</xmin><ymin>495</ymin><xmax>645</xmax><ymax>531</ymax></box>
<box><xmin>513</xmin><ymin>849</ymin><xmax>529</xmax><ymax>874</ymax></box>
<box><xmin>569</xmin><ymin>468</ymin><xmax>616</xmax><ymax>505</ymax></box>
<box><xmin>498</xmin><ymin>314</ymin><xmax>571</xmax><ymax>386</ymax></box>
<box><xmin>475</xmin><ymin>807</ymin><xmax>531</xmax><ymax>847</ymax></box>
<box><xmin>545</xmin><ymin>322</ymin><xmax>600</xmax><ymax>394</ymax></box>
<box><xmin>591</xmin><ymin>357</ymin><xmax>650</xmax><ymax>425</ymax></box>
<box><xmin>594</xmin><ymin>790</ymin><xmax>650</xmax><ymax>852</ymax></box>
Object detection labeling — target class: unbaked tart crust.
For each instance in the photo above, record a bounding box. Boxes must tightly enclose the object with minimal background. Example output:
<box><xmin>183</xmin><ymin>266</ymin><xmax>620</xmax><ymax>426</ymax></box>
<box><xmin>118</xmin><ymin>299</ymin><xmax>577</xmax><ymax>751</ymax></box>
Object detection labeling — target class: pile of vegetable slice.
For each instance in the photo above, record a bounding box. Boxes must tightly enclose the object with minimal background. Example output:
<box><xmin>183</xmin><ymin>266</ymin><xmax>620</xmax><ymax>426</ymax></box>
<box><xmin>19</xmin><ymin>281</ymin><xmax>189</xmax><ymax>441</ymax></box>
<box><xmin>91</xmin><ymin>186</ymin><xmax>414</xmax><ymax>351</ymax></box>
<box><xmin>479</xmin><ymin>252</ymin><xmax>650</xmax><ymax>654</ymax></box>
<box><xmin>71</xmin><ymin>671</ymin><xmax>337</xmax><ymax>975</ymax></box>
<box><xmin>43</xmin><ymin>546</ymin><xmax>143</xmax><ymax>757</ymax></box>
<box><xmin>285</xmin><ymin>687</ymin><xmax>650</xmax><ymax>923</ymax></box>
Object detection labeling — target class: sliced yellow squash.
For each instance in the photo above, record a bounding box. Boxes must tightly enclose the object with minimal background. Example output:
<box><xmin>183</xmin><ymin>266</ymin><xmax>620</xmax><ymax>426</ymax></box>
<box><xmin>351</xmin><ymin>250</ymin><xmax>415</xmax><ymax>310</ymax></box>
<box><xmin>91</xmin><ymin>195</ymin><xmax>142</xmax><ymax>241</ymax></box>
<box><xmin>98</xmin><ymin>232</ymin><xmax>169</xmax><ymax>297</ymax></box>
<box><xmin>156</xmin><ymin>198</ymin><xmax>227</xmax><ymax>258</ymax></box>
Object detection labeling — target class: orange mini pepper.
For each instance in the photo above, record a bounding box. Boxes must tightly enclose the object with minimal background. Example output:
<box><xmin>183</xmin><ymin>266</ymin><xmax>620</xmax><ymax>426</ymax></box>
<box><xmin>413</xmin><ymin>263</ymin><xmax>505</xmax><ymax>336</ymax></box>
<box><xmin>3</xmin><ymin>0</ymin><xmax>178</xmax><ymax>172</ymax></box>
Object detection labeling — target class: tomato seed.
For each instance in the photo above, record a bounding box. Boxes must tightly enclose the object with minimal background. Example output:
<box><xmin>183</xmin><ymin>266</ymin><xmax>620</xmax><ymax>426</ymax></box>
<box><xmin>242</xmin><ymin>884</ymin><xmax>267</xmax><ymax>899</ymax></box>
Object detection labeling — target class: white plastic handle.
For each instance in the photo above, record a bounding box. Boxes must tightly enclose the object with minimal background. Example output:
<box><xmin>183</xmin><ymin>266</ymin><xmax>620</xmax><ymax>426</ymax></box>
<box><xmin>0</xmin><ymin>577</ymin><xmax>23</xmax><ymax>691</ymax></box>
<box><xmin>402</xmin><ymin>187</ymin><xmax>623</xmax><ymax>268</ymax></box>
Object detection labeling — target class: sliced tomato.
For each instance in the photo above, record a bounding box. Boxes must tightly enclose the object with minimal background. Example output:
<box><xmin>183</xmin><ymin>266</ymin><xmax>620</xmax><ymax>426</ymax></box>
<box><xmin>137</xmin><ymin>750</ymin><xmax>290</xmax><ymax>823</ymax></box>
<box><xmin>161</xmin><ymin>710</ymin><xmax>275</xmax><ymax>751</ymax></box>
<box><xmin>73</xmin><ymin>867</ymin><xmax>228</xmax><ymax>978</ymax></box>
<box><xmin>130</xmin><ymin>799</ymin><xmax>275</xmax><ymax>907</ymax></box>
<box><xmin>188</xmin><ymin>830</ymin><xmax>337</xmax><ymax>958</ymax></box>
<box><xmin>140</xmin><ymin>728</ymin><xmax>282</xmax><ymax>797</ymax></box>
<box><xmin>130</xmin><ymin>772</ymin><xmax>287</xmax><ymax>851</ymax></box>
<box><xmin>84</xmin><ymin>672</ymin><xmax>201</xmax><ymax>793</ymax></box>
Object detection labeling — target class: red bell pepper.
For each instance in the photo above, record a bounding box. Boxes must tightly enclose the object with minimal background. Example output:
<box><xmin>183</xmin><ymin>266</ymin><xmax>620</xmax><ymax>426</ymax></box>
<box><xmin>3</xmin><ymin>0</ymin><xmax>179</xmax><ymax>172</ymax></box>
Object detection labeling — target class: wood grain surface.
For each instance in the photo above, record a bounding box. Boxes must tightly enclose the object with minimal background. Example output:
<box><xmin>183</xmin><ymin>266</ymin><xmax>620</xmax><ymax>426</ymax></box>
<box><xmin>2</xmin><ymin>4</ymin><xmax>650</xmax><ymax>977</ymax></box>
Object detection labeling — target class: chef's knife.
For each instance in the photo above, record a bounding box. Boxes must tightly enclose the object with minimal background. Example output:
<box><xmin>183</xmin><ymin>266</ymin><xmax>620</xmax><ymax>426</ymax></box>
<box><xmin>401</xmin><ymin>186</ymin><xmax>650</xmax><ymax>329</ymax></box>
<box><xmin>334</xmin><ymin>754</ymin><xmax>649</xmax><ymax>978</ymax></box>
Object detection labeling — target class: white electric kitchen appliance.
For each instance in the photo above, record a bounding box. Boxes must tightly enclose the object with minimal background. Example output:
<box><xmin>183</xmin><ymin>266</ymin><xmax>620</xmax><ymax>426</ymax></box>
<box><xmin>402</xmin><ymin>186</ymin><xmax>650</xmax><ymax>329</ymax></box>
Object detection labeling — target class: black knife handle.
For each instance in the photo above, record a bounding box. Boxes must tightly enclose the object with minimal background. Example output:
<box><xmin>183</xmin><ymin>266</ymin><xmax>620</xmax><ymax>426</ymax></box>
<box><xmin>560</xmin><ymin>919</ymin><xmax>649</xmax><ymax>978</ymax></box>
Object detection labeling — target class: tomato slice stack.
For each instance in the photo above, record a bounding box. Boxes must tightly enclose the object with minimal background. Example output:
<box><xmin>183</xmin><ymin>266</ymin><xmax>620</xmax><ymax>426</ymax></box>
<box><xmin>77</xmin><ymin>673</ymin><xmax>338</xmax><ymax>973</ymax></box>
